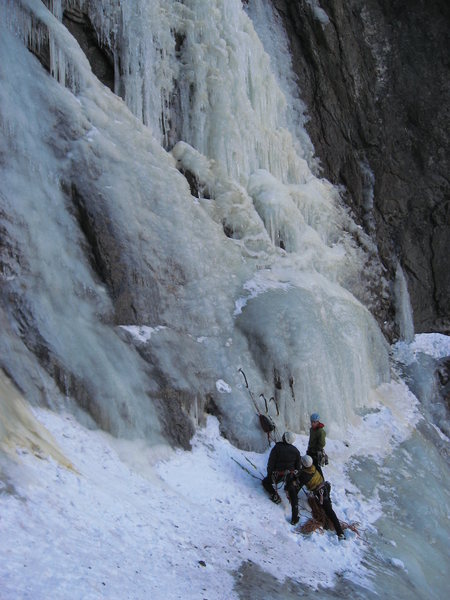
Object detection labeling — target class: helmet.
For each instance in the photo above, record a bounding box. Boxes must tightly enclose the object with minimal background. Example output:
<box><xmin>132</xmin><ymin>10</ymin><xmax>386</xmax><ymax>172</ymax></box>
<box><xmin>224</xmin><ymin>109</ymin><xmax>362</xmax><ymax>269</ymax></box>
<box><xmin>282</xmin><ymin>431</ymin><xmax>296</xmax><ymax>444</ymax></box>
<box><xmin>301</xmin><ymin>455</ymin><xmax>313</xmax><ymax>468</ymax></box>
<box><xmin>310</xmin><ymin>413</ymin><xmax>320</xmax><ymax>423</ymax></box>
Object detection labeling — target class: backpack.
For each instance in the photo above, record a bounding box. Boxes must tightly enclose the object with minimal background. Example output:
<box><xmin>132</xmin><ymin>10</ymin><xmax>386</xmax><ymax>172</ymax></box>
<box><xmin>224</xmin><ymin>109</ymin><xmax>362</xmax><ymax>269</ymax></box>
<box><xmin>259</xmin><ymin>413</ymin><xmax>276</xmax><ymax>434</ymax></box>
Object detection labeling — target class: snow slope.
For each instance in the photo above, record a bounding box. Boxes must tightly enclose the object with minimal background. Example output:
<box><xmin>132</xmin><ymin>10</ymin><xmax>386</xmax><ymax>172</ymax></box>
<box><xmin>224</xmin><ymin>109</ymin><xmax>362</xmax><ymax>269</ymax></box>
<box><xmin>0</xmin><ymin>378</ymin><xmax>423</xmax><ymax>599</ymax></box>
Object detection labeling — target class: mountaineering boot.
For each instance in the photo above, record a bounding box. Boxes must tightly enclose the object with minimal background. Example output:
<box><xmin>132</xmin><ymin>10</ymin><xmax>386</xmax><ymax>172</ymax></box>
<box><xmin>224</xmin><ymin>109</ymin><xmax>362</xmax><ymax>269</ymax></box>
<box><xmin>338</xmin><ymin>533</ymin><xmax>346</xmax><ymax>541</ymax></box>
<box><xmin>291</xmin><ymin>506</ymin><xmax>299</xmax><ymax>525</ymax></box>
<box><xmin>271</xmin><ymin>492</ymin><xmax>282</xmax><ymax>504</ymax></box>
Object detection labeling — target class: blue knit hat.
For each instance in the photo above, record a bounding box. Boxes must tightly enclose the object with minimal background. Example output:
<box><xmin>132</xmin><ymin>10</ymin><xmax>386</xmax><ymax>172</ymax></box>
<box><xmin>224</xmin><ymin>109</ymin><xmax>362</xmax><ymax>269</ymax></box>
<box><xmin>310</xmin><ymin>413</ymin><xmax>320</xmax><ymax>422</ymax></box>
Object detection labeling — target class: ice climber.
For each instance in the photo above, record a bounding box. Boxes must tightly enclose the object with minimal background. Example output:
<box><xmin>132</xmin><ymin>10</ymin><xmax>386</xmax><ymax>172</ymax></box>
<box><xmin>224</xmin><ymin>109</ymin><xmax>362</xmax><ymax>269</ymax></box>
<box><xmin>297</xmin><ymin>454</ymin><xmax>345</xmax><ymax>540</ymax></box>
<box><xmin>262</xmin><ymin>431</ymin><xmax>301</xmax><ymax>525</ymax></box>
<box><xmin>307</xmin><ymin>412</ymin><xmax>327</xmax><ymax>476</ymax></box>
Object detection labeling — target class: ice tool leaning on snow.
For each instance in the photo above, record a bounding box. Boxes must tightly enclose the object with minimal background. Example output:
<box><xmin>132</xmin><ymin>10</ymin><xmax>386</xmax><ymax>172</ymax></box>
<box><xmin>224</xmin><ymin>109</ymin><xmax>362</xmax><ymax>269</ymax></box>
<box><xmin>262</xmin><ymin>431</ymin><xmax>301</xmax><ymax>525</ymax></box>
<box><xmin>297</xmin><ymin>455</ymin><xmax>345</xmax><ymax>539</ymax></box>
<box><xmin>307</xmin><ymin>412</ymin><xmax>328</xmax><ymax>476</ymax></box>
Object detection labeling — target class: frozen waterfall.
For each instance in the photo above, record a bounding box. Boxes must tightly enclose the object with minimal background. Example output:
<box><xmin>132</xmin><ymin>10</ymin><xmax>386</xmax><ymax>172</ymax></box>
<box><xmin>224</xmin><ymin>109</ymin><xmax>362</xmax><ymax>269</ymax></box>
<box><xmin>1</xmin><ymin>2</ymin><xmax>450</xmax><ymax>599</ymax></box>
<box><xmin>1</xmin><ymin>0</ymin><xmax>390</xmax><ymax>450</ymax></box>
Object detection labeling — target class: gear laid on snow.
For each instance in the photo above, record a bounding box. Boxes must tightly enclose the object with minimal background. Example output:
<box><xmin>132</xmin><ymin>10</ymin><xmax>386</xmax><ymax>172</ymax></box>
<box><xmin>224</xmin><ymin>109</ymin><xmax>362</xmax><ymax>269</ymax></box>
<box><xmin>231</xmin><ymin>457</ymin><xmax>263</xmax><ymax>480</ymax></box>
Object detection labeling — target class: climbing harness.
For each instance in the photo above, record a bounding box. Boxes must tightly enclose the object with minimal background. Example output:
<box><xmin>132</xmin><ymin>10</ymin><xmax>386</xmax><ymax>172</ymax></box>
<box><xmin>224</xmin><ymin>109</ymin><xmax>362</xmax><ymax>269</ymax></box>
<box><xmin>312</xmin><ymin>481</ymin><xmax>331</xmax><ymax>506</ymax></box>
<box><xmin>271</xmin><ymin>469</ymin><xmax>299</xmax><ymax>493</ymax></box>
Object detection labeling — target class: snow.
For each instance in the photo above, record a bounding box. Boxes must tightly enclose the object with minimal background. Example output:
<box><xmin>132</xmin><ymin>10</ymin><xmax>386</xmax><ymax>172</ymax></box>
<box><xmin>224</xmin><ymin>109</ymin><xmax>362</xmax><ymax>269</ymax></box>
<box><xmin>392</xmin><ymin>333</ymin><xmax>450</xmax><ymax>438</ymax></box>
<box><xmin>405</xmin><ymin>333</ymin><xmax>450</xmax><ymax>361</ymax></box>
<box><xmin>389</xmin><ymin>558</ymin><xmax>407</xmax><ymax>571</ymax></box>
<box><xmin>119</xmin><ymin>326</ymin><xmax>167</xmax><ymax>344</ymax></box>
<box><xmin>233</xmin><ymin>271</ymin><xmax>292</xmax><ymax>316</ymax></box>
<box><xmin>215</xmin><ymin>380</ymin><xmax>232</xmax><ymax>394</ymax></box>
<box><xmin>392</xmin><ymin>332</ymin><xmax>450</xmax><ymax>376</ymax></box>
<box><xmin>305</xmin><ymin>1</ymin><xmax>330</xmax><ymax>25</ymax></box>
<box><xmin>0</xmin><ymin>377</ymin><xmax>424</xmax><ymax>599</ymax></box>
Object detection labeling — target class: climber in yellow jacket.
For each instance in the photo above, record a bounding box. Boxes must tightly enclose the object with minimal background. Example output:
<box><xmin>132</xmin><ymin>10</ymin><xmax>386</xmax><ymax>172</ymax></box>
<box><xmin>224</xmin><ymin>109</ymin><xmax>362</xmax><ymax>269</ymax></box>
<box><xmin>297</xmin><ymin>454</ymin><xmax>345</xmax><ymax>540</ymax></box>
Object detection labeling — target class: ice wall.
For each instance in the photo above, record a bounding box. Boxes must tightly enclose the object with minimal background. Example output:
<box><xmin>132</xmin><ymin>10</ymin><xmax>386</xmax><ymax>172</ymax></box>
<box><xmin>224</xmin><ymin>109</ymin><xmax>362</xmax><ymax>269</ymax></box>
<box><xmin>393</xmin><ymin>263</ymin><xmax>415</xmax><ymax>343</ymax></box>
<box><xmin>0</xmin><ymin>0</ymin><xmax>390</xmax><ymax>450</ymax></box>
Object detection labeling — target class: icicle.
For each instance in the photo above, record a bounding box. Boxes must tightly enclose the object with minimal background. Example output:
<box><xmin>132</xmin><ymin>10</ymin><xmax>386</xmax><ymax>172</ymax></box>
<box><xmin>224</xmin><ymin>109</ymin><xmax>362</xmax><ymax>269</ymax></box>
<box><xmin>394</xmin><ymin>263</ymin><xmax>415</xmax><ymax>343</ymax></box>
<box><xmin>48</xmin><ymin>0</ymin><xmax>63</xmax><ymax>21</ymax></box>
<box><xmin>2</xmin><ymin>0</ymin><xmax>90</xmax><ymax>94</ymax></box>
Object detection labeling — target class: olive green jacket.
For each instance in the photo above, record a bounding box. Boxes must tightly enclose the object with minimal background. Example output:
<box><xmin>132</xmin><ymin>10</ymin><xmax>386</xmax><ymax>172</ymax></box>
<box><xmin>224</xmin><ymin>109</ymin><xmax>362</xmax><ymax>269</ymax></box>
<box><xmin>307</xmin><ymin>423</ymin><xmax>326</xmax><ymax>454</ymax></box>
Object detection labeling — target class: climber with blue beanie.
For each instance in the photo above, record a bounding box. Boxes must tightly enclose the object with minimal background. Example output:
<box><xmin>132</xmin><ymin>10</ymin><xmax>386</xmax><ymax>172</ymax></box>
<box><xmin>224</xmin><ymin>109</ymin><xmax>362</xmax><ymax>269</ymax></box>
<box><xmin>307</xmin><ymin>412</ymin><xmax>327</xmax><ymax>476</ymax></box>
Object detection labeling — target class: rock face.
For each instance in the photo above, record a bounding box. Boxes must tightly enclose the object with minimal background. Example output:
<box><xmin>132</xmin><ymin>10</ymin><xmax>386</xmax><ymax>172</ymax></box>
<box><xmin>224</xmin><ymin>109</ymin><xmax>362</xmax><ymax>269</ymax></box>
<box><xmin>273</xmin><ymin>0</ymin><xmax>450</xmax><ymax>337</ymax></box>
<box><xmin>63</xmin><ymin>8</ymin><xmax>114</xmax><ymax>92</ymax></box>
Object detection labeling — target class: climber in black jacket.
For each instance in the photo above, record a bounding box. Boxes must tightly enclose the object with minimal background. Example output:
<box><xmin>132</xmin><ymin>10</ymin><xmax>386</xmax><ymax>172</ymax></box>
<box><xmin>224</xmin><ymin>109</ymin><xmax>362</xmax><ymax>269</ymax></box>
<box><xmin>262</xmin><ymin>431</ymin><xmax>301</xmax><ymax>524</ymax></box>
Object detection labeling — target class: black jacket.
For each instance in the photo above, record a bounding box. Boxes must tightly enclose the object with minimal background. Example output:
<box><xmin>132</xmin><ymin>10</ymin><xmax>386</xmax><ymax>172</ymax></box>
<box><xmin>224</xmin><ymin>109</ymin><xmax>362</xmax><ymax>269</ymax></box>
<box><xmin>267</xmin><ymin>441</ymin><xmax>301</xmax><ymax>475</ymax></box>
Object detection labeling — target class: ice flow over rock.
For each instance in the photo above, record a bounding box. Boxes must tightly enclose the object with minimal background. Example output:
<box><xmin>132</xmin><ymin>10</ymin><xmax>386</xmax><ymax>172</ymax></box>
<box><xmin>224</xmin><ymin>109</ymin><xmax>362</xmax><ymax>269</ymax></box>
<box><xmin>1</xmin><ymin>0</ymin><xmax>389</xmax><ymax>449</ymax></box>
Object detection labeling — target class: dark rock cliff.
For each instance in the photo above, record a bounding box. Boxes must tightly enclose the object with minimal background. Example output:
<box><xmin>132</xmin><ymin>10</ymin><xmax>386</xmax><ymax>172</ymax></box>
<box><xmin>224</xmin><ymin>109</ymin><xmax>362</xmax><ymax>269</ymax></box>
<box><xmin>273</xmin><ymin>0</ymin><xmax>449</xmax><ymax>338</ymax></box>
